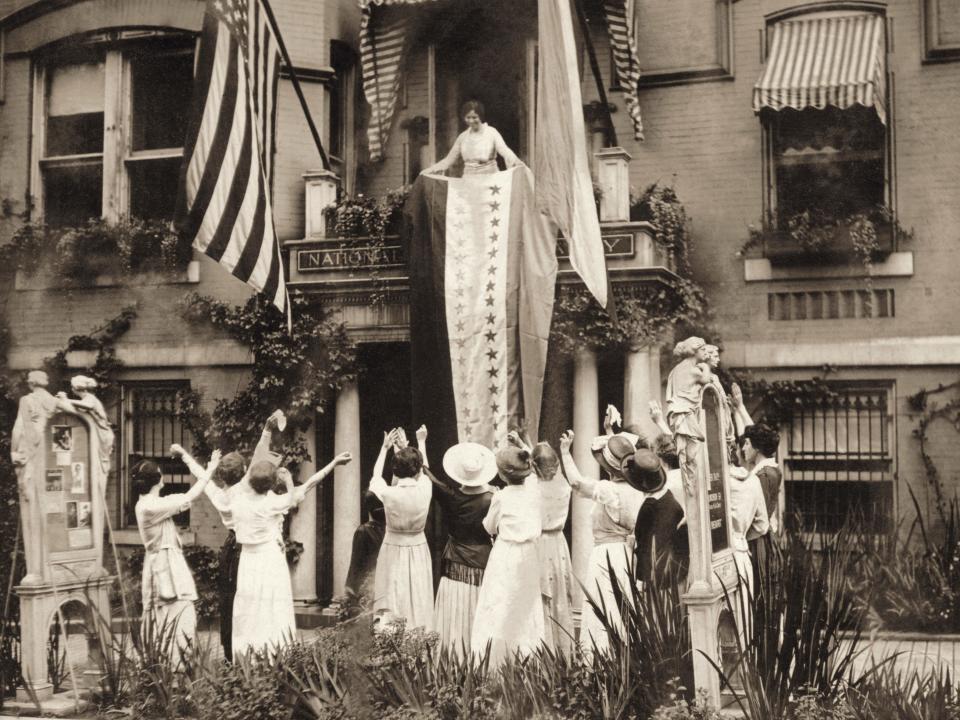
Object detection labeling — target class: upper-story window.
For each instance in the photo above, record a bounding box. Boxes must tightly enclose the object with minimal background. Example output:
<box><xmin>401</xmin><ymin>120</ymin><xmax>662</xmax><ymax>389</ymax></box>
<box><xmin>34</xmin><ymin>37</ymin><xmax>195</xmax><ymax>227</ymax></box>
<box><xmin>753</xmin><ymin>11</ymin><xmax>891</xmax><ymax>234</ymax></box>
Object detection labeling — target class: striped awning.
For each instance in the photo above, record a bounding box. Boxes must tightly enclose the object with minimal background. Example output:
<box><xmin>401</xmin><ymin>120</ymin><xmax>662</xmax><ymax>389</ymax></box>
<box><xmin>753</xmin><ymin>12</ymin><xmax>887</xmax><ymax>124</ymax></box>
<box><xmin>359</xmin><ymin>0</ymin><xmax>644</xmax><ymax>162</ymax></box>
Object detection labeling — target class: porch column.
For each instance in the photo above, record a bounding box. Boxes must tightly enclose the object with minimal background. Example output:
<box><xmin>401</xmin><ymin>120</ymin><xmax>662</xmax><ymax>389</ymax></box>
<box><xmin>332</xmin><ymin>380</ymin><xmax>361</xmax><ymax>599</ymax></box>
<box><xmin>290</xmin><ymin>421</ymin><xmax>318</xmax><ymax>606</ymax></box>
<box><xmin>624</xmin><ymin>343</ymin><xmax>662</xmax><ymax>437</ymax></box>
<box><xmin>571</xmin><ymin>348</ymin><xmax>599</xmax><ymax>608</ymax></box>
<box><xmin>595</xmin><ymin>147</ymin><xmax>631</xmax><ymax>222</ymax></box>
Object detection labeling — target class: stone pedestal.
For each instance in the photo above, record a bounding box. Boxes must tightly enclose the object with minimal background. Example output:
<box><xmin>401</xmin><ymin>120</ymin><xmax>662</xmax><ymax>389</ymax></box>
<box><xmin>290</xmin><ymin>423</ymin><xmax>318</xmax><ymax>606</ymax></box>
<box><xmin>595</xmin><ymin>147</ymin><xmax>632</xmax><ymax>222</ymax></box>
<box><xmin>303</xmin><ymin>170</ymin><xmax>340</xmax><ymax>238</ymax></box>
<box><xmin>332</xmin><ymin>381</ymin><xmax>361</xmax><ymax>599</ymax></box>
<box><xmin>16</xmin><ymin>575</ymin><xmax>112</xmax><ymax>703</ymax></box>
<box><xmin>571</xmin><ymin>348</ymin><xmax>600</xmax><ymax>609</ymax></box>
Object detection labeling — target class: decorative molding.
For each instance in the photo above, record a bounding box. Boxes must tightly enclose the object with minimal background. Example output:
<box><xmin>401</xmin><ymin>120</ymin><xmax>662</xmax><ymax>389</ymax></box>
<box><xmin>14</xmin><ymin>260</ymin><xmax>201</xmax><ymax>290</ymax></box>
<box><xmin>8</xmin><ymin>339</ymin><xmax>251</xmax><ymax>370</ymax></box>
<box><xmin>922</xmin><ymin>0</ymin><xmax>960</xmax><ymax>63</ymax></box>
<box><xmin>743</xmin><ymin>252</ymin><xmax>914</xmax><ymax>282</ymax></box>
<box><xmin>724</xmin><ymin>335</ymin><xmax>960</xmax><ymax>369</ymax></box>
<box><xmin>636</xmin><ymin>0</ymin><xmax>734</xmax><ymax>88</ymax></box>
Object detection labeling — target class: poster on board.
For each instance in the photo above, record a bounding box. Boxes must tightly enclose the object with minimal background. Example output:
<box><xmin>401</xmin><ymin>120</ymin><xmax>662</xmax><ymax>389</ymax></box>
<box><xmin>45</xmin><ymin>469</ymin><xmax>63</xmax><ymax>492</ymax></box>
<box><xmin>70</xmin><ymin>462</ymin><xmax>85</xmax><ymax>494</ymax></box>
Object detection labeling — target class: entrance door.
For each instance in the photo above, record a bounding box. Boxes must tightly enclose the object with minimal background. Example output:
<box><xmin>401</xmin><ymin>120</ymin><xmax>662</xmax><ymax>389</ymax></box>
<box><xmin>358</xmin><ymin>342</ymin><xmax>412</xmax><ymax>495</ymax></box>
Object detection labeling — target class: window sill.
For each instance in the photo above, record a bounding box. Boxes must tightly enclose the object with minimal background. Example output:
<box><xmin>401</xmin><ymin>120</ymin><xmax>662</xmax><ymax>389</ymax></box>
<box><xmin>14</xmin><ymin>259</ymin><xmax>200</xmax><ymax>291</ymax></box>
<box><xmin>111</xmin><ymin>528</ymin><xmax>197</xmax><ymax>546</ymax></box>
<box><xmin>744</xmin><ymin>251</ymin><xmax>913</xmax><ymax>282</ymax></box>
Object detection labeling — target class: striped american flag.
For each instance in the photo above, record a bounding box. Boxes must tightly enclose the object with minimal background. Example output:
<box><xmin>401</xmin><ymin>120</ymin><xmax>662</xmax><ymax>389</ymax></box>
<box><xmin>176</xmin><ymin>0</ymin><xmax>285</xmax><ymax>312</ymax></box>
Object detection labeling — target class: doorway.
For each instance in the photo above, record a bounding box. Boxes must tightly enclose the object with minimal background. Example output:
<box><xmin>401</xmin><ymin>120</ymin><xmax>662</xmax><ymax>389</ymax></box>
<box><xmin>432</xmin><ymin>1</ymin><xmax>536</xmax><ymax>169</ymax></box>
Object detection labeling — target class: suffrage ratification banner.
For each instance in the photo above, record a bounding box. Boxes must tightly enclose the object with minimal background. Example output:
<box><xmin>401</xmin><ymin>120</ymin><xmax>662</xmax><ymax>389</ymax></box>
<box><xmin>404</xmin><ymin>167</ymin><xmax>557</xmax><ymax>462</ymax></box>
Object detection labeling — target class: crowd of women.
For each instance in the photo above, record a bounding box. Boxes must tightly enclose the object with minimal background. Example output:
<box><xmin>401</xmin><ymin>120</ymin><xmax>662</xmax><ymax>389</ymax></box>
<box><xmin>133</xmin><ymin>360</ymin><xmax>784</xmax><ymax>668</ymax></box>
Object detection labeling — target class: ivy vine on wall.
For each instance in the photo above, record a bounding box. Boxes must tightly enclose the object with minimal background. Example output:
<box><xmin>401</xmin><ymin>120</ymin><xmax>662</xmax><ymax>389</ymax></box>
<box><xmin>907</xmin><ymin>381</ymin><xmax>960</xmax><ymax>522</ymax></box>
<box><xmin>175</xmin><ymin>291</ymin><xmax>357</xmax><ymax>466</ymax></box>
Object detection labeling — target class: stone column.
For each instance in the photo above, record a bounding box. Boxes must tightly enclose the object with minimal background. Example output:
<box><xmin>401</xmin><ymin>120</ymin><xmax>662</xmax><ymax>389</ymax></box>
<box><xmin>623</xmin><ymin>343</ymin><xmax>664</xmax><ymax>437</ymax></box>
<box><xmin>571</xmin><ymin>348</ymin><xmax>600</xmax><ymax>608</ymax></box>
<box><xmin>623</xmin><ymin>344</ymin><xmax>652</xmax><ymax>434</ymax></box>
<box><xmin>303</xmin><ymin>169</ymin><xmax>340</xmax><ymax>238</ymax></box>
<box><xmin>332</xmin><ymin>381</ymin><xmax>361</xmax><ymax>599</ymax></box>
<box><xmin>290</xmin><ymin>422</ymin><xmax>318</xmax><ymax>606</ymax></box>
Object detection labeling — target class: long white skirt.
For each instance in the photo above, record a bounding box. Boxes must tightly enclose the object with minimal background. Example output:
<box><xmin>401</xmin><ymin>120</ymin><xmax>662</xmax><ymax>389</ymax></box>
<box><xmin>579</xmin><ymin>541</ymin><xmax>633</xmax><ymax>656</ymax></box>
<box><xmin>539</xmin><ymin>530</ymin><xmax>575</xmax><ymax>657</ymax></box>
<box><xmin>373</xmin><ymin>533</ymin><xmax>434</xmax><ymax>632</ymax></box>
<box><xmin>233</xmin><ymin>540</ymin><xmax>297</xmax><ymax>657</ymax></box>
<box><xmin>434</xmin><ymin>572</ymin><xmax>482</xmax><ymax>656</ymax></box>
<box><xmin>143</xmin><ymin>599</ymin><xmax>196</xmax><ymax>668</ymax></box>
<box><xmin>471</xmin><ymin>539</ymin><xmax>544</xmax><ymax>668</ymax></box>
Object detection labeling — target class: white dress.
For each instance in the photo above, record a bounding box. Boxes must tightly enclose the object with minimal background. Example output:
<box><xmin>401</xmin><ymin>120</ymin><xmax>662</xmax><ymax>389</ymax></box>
<box><xmin>370</xmin><ymin>473</ymin><xmax>434</xmax><ymax>631</ymax></box>
<box><xmin>727</xmin><ymin>470</ymin><xmax>769</xmax><ymax>638</ymax></box>
<box><xmin>228</xmin><ymin>489</ymin><xmax>297</xmax><ymax>656</ymax></box>
<box><xmin>135</xmin><ymin>493</ymin><xmax>198</xmax><ymax>666</ymax></box>
<box><xmin>471</xmin><ymin>476</ymin><xmax>544</xmax><ymax>667</ymax></box>
<box><xmin>453</xmin><ymin>124</ymin><xmax>521</xmax><ymax>175</ymax></box>
<box><xmin>578</xmin><ymin>479</ymin><xmax>645</xmax><ymax>656</ymax></box>
<box><xmin>538</xmin><ymin>477</ymin><xmax>575</xmax><ymax>656</ymax></box>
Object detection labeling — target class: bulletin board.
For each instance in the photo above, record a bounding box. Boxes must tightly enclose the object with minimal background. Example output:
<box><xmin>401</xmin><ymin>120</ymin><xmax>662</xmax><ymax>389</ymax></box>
<box><xmin>43</xmin><ymin>413</ymin><xmax>94</xmax><ymax>554</ymax></box>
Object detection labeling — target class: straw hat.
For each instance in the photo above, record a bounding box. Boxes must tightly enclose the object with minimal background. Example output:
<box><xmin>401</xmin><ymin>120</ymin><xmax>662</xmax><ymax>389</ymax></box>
<box><xmin>592</xmin><ymin>432</ymin><xmax>640</xmax><ymax>477</ymax></box>
<box><xmin>621</xmin><ymin>448</ymin><xmax>666</xmax><ymax>494</ymax></box>
<box><xmin>442</xmin><ymin>442</ymin><xmax>497</xmax><ymax>487</ymax></box>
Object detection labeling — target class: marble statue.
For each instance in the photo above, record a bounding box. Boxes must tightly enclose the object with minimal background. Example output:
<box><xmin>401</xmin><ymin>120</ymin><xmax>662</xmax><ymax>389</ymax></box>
<box><xmin>665</xmin><ymin>337</ymin><xmax>710</xmax><ymax>496</ymax></box>
<box><xmin>11</xmin><ymin>371</ymin><xmax>73</xmax><ymax>581</ymax></box>
<box><xmin>58</xmin><ymin>375</ymin><xmax>114</xmax><ymax>479</ymax></box>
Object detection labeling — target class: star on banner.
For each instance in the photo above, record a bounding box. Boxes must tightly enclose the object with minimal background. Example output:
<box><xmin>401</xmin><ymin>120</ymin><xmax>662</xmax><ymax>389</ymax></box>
<box><xmin>489</xmin><ymin>185</ymin><xmax>501</xmax><ymax>195</ymax></box>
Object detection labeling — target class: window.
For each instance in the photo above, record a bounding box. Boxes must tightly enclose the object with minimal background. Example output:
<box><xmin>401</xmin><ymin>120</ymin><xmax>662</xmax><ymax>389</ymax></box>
<box><xmin>329</xmin><ymin>40</ymin><xmax>357</xmax><ymax>191</ymax></box>
<box><xmin>120</xmin><ymin>383</ymin><xmax>194</xmax><ymax>528</ymax></box>
<box><xmin>782</xmin><ymin>384</ymin><xmax>894</xmax><ymax>534</ymax></box>
<box><xmin>755</xmin><ymin>11</ymin><xmax>891</xmax><ymax>231</ymax></box>
<box><xmin>923</xmin><ymin>0</ymin><xmax>960</xmax><ymax>62</ymax></box>
<box><xmin>766</xmin><ymin>106</ymin><xmax>887</xmax><ymax>222</ymax></box>
<box><xmin>34</xmin><ymin>37</ymin><xmax>195</xmax><ymax>226</ymax></box>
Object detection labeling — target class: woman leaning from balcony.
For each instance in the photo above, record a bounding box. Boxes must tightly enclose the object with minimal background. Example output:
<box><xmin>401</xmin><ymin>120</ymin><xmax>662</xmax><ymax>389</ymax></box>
<box><xmin>421</xmin><ymin>100</ymin><xmax>523</xmax><ymax>176</ymax></box>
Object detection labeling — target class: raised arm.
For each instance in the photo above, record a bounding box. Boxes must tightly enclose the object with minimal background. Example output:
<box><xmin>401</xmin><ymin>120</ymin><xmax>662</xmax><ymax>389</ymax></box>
<box><xmin>293</xmin><ymin>452</ymin><xmax>353</xmax><ymax>504</ymax></box>
<box><xmin>416</xmin><ymin>425</ymin><xmax>428</xmax><ymax>468</ymax></box>
<box><xmin>559</xmin><ymin>430</ymin><xmax>599</xmax><ymax>499</ymax></box>
<box><xmin>730</xmin><ymin>384</ymin><xmax>754</xmax><ymax>437</ymax></box>
<box><xmin>369</xmin><ymin>431</ymin><xmax>395</xmax><ymax>498</ymax></box>
<box><xmin>649</xmin><ymin>400</ymin><xmax>673</xmax><ymax>438</ymax></box>
<box><xmin>250</xmin><ymin>410</ymin><xmax>284</xmax><ymax>466</ymax></box>
<box><xmin>170</xmin><ymin>443</ymin><xmax>214</xmax><ymax>482</ymax></box>
<box><xmin>179</xmin><ymin>449</ymin><xmax>219</xmax><ymax>504</ymax></box>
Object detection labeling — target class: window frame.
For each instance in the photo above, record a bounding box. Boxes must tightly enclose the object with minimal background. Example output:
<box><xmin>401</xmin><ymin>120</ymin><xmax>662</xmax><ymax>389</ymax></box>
<box><xmin>759</xmin><ymin>8</ymin><xmax>895</xmax><ymax>231</ymax></box>
<box><xmin>779</xmin><ymin>380</ymin><xmax>897</xmax><ymax>535</ymax></box>
<box><xmin>30</xmin><ymin>31</ymin><xmax>197</xmax><ymax>225</ymax></box>
<box><xmin>118</xmin><ymin>380</ymin><xmax>194</xmax><ymax>529</ymax></box>
<box><xmin>922</xmin><ymin>0</ymin><xmax>960</xmax><ymax>63</ymax></box>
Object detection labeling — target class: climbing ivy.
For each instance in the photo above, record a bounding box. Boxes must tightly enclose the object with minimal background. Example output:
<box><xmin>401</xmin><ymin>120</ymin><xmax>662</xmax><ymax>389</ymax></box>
<box><xmin>906</xmin><ymin>380</ymin><xmax>960</xmax><ymax>521</ymax></box>
<box><xmin>176</xmin><ymin>291</ymin><xmax>357</xmax><ymax>466</ymax></box>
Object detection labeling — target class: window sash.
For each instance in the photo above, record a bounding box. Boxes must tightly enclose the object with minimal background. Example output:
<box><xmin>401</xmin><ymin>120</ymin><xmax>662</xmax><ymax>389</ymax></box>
<box><xmin>32</xmin><ymin>40</ymin><xmax>192</xmax><ymax>225</ymax></box>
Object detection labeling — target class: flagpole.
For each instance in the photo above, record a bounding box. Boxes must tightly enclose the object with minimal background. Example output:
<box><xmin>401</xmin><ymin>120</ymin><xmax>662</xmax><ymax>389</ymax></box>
<box><xmin>260</xmin><ymin>0</ymin><xmax>331</xmax><ymax>171</ymax></box>
<box><xmin>572</xmin><ymin>0</ymin><xmax>618</xmax><ymax>148</ymax></box>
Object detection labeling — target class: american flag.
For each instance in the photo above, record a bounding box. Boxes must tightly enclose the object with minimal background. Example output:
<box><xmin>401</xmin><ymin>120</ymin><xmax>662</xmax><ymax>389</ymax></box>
<box><xmin>175</xmin><ymin>0</ymin><xmax>285</xmax><ymax>312</ymax></box>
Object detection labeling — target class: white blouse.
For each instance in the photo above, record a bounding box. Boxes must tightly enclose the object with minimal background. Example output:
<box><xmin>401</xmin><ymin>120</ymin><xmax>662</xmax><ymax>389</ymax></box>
<box><xmin>727</xmin><ymin>472</ymin><xmax>769</xmax><ymax>552</ymax></box>
<box><xmin>369</xmin><ymin>473</ymin><xmax>432</xmax><ymax>534</ymax></box>
<box><xmin>483</xmin><ymin>475</ymin><xmax>542</xmax><ymax>542</ymax></box>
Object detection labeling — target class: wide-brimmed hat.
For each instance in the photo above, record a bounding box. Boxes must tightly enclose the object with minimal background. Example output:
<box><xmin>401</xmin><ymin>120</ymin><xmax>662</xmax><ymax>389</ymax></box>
<box><xmin>621</xmin><ymin>448</ymin><xmax>666</xmax><ymax>493</ymax></box>
<box><xmin>592</xmin><ymin>433</ymin><xmax>640</xmax><ymax>477</ymax></box>
<box><xmin>442</xmin><ymin>442</ymin><xmax>497</xmax><ymax>487</ymax></box>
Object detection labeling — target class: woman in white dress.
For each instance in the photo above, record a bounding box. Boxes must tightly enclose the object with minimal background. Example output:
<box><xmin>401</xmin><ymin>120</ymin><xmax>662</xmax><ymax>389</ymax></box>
<box><xmin>560</xmin><ymin>430</ymin><xmax>645</xmax><ymax>656</ymax></box>
<box><xmin>422</xmin><ymin>100</ymin><xmax>523</xmax><ymax>176</ymax></box>
<box><xmin>529</xmin><ymin>439</ymin><xmax>575</xmax><ymax>656</ymax></box>
<box><xmin>471</xmin><ymin>446</ymin><xmax>544</xmax><ymax>668</ymax></box>
<box><xmin>370</xmin><ymin>428</ymin><xmax>434</xmax><ymax>632</ymax></box>
<box><xmin>133</xmin><ymin>451</ymin><xmax>219</xmax><ymax>666</ymax></box>
<box><xmin>727</xmin><ymin>459</ymin><xmax>769</xmax><ymax>641</ymax></box>
<box><xmin>229</xmin><ymin>454</ymin><xmax>352</xmax><ymax>656</ymax></box>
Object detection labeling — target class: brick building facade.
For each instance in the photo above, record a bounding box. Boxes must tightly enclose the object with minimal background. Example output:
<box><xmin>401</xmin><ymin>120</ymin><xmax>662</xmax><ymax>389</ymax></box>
<box><xmin>1</xmin><ymin>0</ymin><xmax>958</xmax><ymax>606</ymax></box>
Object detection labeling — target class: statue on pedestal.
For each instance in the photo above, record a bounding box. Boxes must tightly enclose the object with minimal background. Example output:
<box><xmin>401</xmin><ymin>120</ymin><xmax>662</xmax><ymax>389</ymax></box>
<box><xmin>58</xmin><ymin>375</ymin><xmax>114</xmax><ymax>480</ymax></box>
<box><xmin>665</xmin><ymin>337</ymin><xmax>710</xmax><ymax>497</ymax></box>
<box><xmin>10</xmin><ymin>371</ymin><xmax>74</xmax><ymax>582</ymax></box>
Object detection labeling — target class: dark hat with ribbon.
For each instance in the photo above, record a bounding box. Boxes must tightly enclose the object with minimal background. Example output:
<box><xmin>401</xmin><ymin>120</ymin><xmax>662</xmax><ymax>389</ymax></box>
<box><xmin>621</xmin><ymin>448</ymin><xmax>667</xmax><ymax>494</ymax></box>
